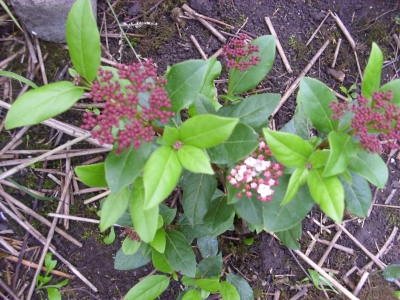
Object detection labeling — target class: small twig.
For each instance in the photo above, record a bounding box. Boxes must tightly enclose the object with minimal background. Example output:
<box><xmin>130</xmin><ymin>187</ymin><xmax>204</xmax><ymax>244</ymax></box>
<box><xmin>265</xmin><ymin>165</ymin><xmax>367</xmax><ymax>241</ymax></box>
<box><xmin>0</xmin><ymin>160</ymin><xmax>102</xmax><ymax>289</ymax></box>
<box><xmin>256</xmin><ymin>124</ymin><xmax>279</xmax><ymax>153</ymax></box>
<box><xmin>330</xmin><ymin>12</ymin><xmax>356</xmax><ymax>50</ymax></box>
<box><xmin>331</xmin><ymin>38</ymin><xmax>342</xmax><ymax>68</ymax></box>
<box><xmin>190</xmin><ymin>35</ymin><xmax>208</xmax><ymax>59</ymax></box>
<box><xmin>317</xmin><ymin>238</ymin><xmax>354</xmax><ymax>254</ymax></box>
<box><xmin>83</xmin><ymin>190</ymin><xmax>111</xmax><ymax>205</ymax></box>
<box><xmin>288</xmin><ymin>249</ymin><xmax>312</xmax><ymax>281</ymax></box>
<box><xmin>306</xmin><ymin>11</ymin><xmax>331</xmax><ymax>46</ymax></box>
<box><xmin>271</xmin><ymin>39</ymin><xmax>331</xmax><ymax>116</ymax></box>
<box><xmin>0</xmin><ymin>236</ymin><xmax>19</xmax><ymax>256</ymax></box>
<box><xmin>288</xmin><ymin>288</ymin><xmax>308</xmax><ymax>300</ymax></box>
<box><xmin>0</xmin><ymin>47</ymin><xmax>26</xmax><ymax>70</ymax></box>
<box><xmin>373</xmin><ymin>203</ymin><xmax>400</xmax><ymax>209</ymax></box>
<box><xmin>0</xmin><ymin>278</ymin><xmax>19</xmax><ymax>300</ymax></box>
<box><xmin>265</xmin><ymin>17</ymin><xmax>292</xmax><ymax>73</ymax></box>
<box><xmin>353</xmin><ymin>271</ymin><xmax>369</xmax><ymax>297</ymax></box>
<box><xmin>318</xmin><ymin>230</ymin><xmax>342</xmax><ymax>266</ymax></box>
<box><xmin>384</xmin><ymin>189</ymin><xmax>398</xmax><ymax>205</ymax></box>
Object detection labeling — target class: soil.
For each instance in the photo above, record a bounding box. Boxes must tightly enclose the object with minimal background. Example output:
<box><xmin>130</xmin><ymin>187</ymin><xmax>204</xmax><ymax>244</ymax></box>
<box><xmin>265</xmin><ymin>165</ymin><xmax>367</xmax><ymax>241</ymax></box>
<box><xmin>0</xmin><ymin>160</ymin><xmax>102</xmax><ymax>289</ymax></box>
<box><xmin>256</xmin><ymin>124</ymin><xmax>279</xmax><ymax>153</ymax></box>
<box><xmin>1</xmin><ymin>0</ymin><xmax>400</xmax><ymax>299</ymax></box>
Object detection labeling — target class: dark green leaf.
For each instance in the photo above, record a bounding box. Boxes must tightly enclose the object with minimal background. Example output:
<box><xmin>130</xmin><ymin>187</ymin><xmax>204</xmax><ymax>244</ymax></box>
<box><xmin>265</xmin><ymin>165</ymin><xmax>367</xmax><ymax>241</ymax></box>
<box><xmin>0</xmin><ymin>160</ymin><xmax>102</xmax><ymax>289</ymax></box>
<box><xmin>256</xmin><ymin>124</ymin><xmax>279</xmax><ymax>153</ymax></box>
<box><xmin>114</xmin><ymin>244</ymin><xmax>151</xmax><ymax>270</ymax></box>
<box><xmin>203</xmin><ymin>196</ymin><xmax>235</xmax><ymax>232</ymax></box>
<box><xmin>234</xmin><ymin>197</ymin><xmax>264</xmax><ymax>225</ymax></box>
<box><xmin>105</xmin><ymin>142</ymin><xmax>151</xmax><ymax>194</ymax></box>
<box><xmin>75</xmin><ymin>163</ymin><xmax>108</xmax><ymax>187</ymax></box>
<box><xmin>226</xmin><ymin>273</ymin><xmax>254</xmax><ymax>300</ymax></box>
<box><xmin>165</xmin><ymin>230</ymin><xmax>196</xmax><ymax>277</ymax></box>
<box><xmin>100</xmin><ymin>187</ymin><xmax>130</xmax><ymax>232</ymax></box>
<box><xmin>293</xmin><ymin>101</ymin><xmax>312</xmax><ymax>139</ymax></box>
<box><xmin>275</xmin><ymin>222</ymin><xmax>301</xmax><ymax>250</ymax></box>
<box><xmin>66</xmin><ymin>0</ymin><xmax>100</xmax><ymax>82</ymax></box>
<box><xmin>124</xmin><ymin>275</ymin><xmax>169</xmax><ymax>300</ymax></box>
<box><xmin>362</xmin><ymin>43</ymin><xmax>382</xmax><ymax>99</ymax></box>
<box><xmin>193</xmin><ymin>94</ymin><xmax>218</xmax><ymax>115</ymax></box>
<box><xmin>198</xmin><ymin>254</ymin><xmax>223</xmax><ymax>278</ymax></box>
<box><xmin>197</xmin><ymin>236</ymin><xmax>218</xmax><ymax>258</ymax></box>
<box><xmin>340</xmin><ymin>171</ymin><xmax>371</xmax><ymax>218</ymax></box>
<box><xmin>159</xmin><ymin>205</ymin><xmax>177</xmax><ymax>226</ymax></box>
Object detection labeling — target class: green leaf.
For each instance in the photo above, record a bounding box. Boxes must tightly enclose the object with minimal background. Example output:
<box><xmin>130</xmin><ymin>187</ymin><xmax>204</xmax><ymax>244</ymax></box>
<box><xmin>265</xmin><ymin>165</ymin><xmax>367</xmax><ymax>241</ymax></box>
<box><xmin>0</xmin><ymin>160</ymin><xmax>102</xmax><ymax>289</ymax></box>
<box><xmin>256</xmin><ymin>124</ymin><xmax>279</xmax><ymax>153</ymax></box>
<box><xmin>196</xmin><ymin>277</ymin><xmax>220</xmax><ymax>292</ymax></box>
<box><xmin>179</xmin><ymin>115</ymin><xmax>239</xmax><ymax>148</ymax></box>
<box><xmin>178</xmin><ymin>145</ymin><xmax>214</xmax><ymax>174</ymax></box>
<box><xmin>380</xmin><ymin>79</ymin><xmax>400</xmax><ymax>106</ymax></box>
<box><xmin>203</xmin><ymin>196</ymin><xmax>235</xmax><ymax>233</ymax></box>
<box><xmin>197</xmin><ymin>236</ymin><xmax>218</xmax><ymax>258</ymax></box>
<box><xmin>198</xmin><ymin>254</ymin><xmax>223</xmax><ymax>278</ymax></box>
<box><xmin>293</xmin><ymin>101</ymin><xmax>313</xmax><ymax>140</ymax></box>
<box><xmin>130</xmin><ymin>177</ymin><xmax>159</xmax><ymax>243</ymax></box>
<box><xmin>143</xmin><ymin>146</ymin><xmax>182</xmax><ymax>209</ymax></box>
<box><xmin>5</xmin><ymin>82</ymin><xmax>84</xmax><ymax>129</ymax></box>
<box><xmin>383</xmin><ymin>264</ymin><xmax>400</xmax><ymax>282</ymax></box>
<box><xmin>348</xmin><ymin>148</ymin><xmax>388</xmax><ymax>188</ymax></box>
<box><xmin>340</xmin><ymin>169</ymin><xmax>353</xmax><ymax>185</ymax></box>
<box><xmin>207</xmin><ymin>123</ymin><xmax>259</xmax><ymax>164</ymax></box>
<box><xmin>105</xmin><ymin>142</ymin><xmax>151</xmax><ymax>194</ymax></box>
<box><xmin>362</xmin><ymin>43</ymin><xmax>383</xmax><ymax>99</ymax></box>
<box><xmin>323</xmin><ymin>132</ymin><xmax>358</xmax><ymax>177</ymax></box>
<box><xmin>114</xmin><ymin>244</ymin><xmax>151</xmax><ymax>270</ymax></box>
<box><xmin>159</xmin><ymin>205</ymin><xmax>177</xmax><ymax>226</ymax></box>
<box><xmin>124</xmin><ymin>275</ymin><xmax>169</xmax><ymax>300</ymax></box>
<box><xmin>298</xmin><ymin>77</ymin><xmax>338</xmax><ymax>134</ymax></box>
<box><xmin>200</xmin><ymin>58</ymin><xmax>222</xmax><ymax>99</ymax></box>
<box><xmin>229</xmin><ymin>35</ymin><xmax>276</xmax><ymax>94</ymax></box>
<box><xmin>226</xmin><ymin>273</ymin><xmax>254</xmax><ymax>300</ymax></box>
<box><xmin>0</xmin><ymin>1</ymin><xmax>23</xmax><ymax>31</ymax></box>
<box><xmin>340</xmin><ymin>171</ymin><xmax>372</xmax><ymax>218</ymax></box>
<box><xmin>104</xmin><ymin>226</ymin><xmax>116</xmax><ymax>244</ymax></box>
<box><xmin>308</xmin><ymin>168</ymin><xmax>344</xmax><ymax>222</ymax></box>
<box><xmin>165</xmin><ymin>230</ymin><xmax>196</xmax><ymax>277</ymax></box>
<box><xmin>234</xmin><ymin>197</ymin><xmax>264</xmax><ymax>225</ymax></box>
<box><xmin>0</xmin><ymin>71</ymin><xmax>38</xmax><ymax>89</ymax></box>
<box><xmin>149</xmin><ymin>228</ymin><xmax>166</xmax><ymax>253</ymax></box>
<box><xmin>164</xmin><ymin>126</ymin><xmax>180</xmax><ymax>146</ymax></box>
<box><xmin>193</xmin><ymin>94</ymin><xmax>218</xmax><ymax>115</ymax></box>
<box><xmin>66</xmin><ymin>0</ymin><xmax>100</xmax><ymax>82</ymax></box>
<box><xmin>263</xmin><ymin>175</ymin><xmax>314</xmax><ymax>232</ymax></box>
<box><xmin>309</xmin><ymin>150</ymin><xmax>330</xmax><ymax>169</ymax></box>
<box><xmin>220</xmin><ymin>281</ymin><xmax>240</xmax><ymax>300</ymax></box>
<box><xmin>182</xmin><ymin>290</ymin><xmax>202</xmax><ymax>300</ymax></box>
<box><xmin>122</xmin><ymin>237</ymin><xmax>141</xmax><ymax>255</ymax></box>
<box><xmin>47</xmin><ymin>288</ymin><xmax>61</xmax><ymax>300</ymax></box>
<box><xmin>152</xmin><ymin>250</ymin><xmax>174</xmax><ymax>273</ymax></box>
<box><xmin>182</xmin><ymin>172</ymin><xmax>217</xmax><ymax>226</ymax></box>
<box><xmin>275</xmin><ymin>222</ymin><xmax>301</xmax><ymax>250</ymax></box>
<box><xmin>75</xmin><ymin>163</ymin><xmax>108</xmax><ymax>188</ymax></box>
<box><xmin>165</xmin><ymin>60</ymin><xmax>211</xmax><ymax>112</ymax></box>
<box><xmin>44</xmin><ymin>253</ymin><xmax>56</xmax><ymax>273</ymax></box>
<box><xmin>219</xmin><ymin>93</ymin><xmax>280</xmax><ymax>131</ymax></box>
<box><xmin>100</xmin><ymin>187</ymin><xmax>130</xmax><ymax>232</ymax></box>
<box><xmin>182</xmin><ymin>276</ymin><xmax>197</xmax><ymax>287</ymax></box>
<box><xmin>281</xmin><ymin>167</ymin><xmax>309</xmax><ymax>205</ymax></box>
<box><xmin>263</xmin><ymin>129</ymin><xmax>313</xmax><ymax>167</ymax></box>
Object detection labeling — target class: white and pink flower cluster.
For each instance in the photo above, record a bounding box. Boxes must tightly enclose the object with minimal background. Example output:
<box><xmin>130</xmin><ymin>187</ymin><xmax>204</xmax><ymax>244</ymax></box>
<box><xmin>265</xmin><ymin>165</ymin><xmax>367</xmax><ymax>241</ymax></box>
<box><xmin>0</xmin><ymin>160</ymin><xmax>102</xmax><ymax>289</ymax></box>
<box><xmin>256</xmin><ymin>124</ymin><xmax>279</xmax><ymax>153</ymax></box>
<box><xmin>227</xmin><ymin>139</ymin><xmax>283</xmax><ymax>202</ymax></box>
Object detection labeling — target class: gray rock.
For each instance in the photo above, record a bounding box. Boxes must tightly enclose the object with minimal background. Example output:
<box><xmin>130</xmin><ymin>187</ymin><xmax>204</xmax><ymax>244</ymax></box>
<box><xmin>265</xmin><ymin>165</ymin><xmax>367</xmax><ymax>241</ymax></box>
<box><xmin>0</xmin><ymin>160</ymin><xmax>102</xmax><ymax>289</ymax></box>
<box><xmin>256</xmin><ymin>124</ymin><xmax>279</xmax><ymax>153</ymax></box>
<box><xmin>9</xmin><ymin>0</ymin><xmax>97</xmax><ymax>43</ymax></box>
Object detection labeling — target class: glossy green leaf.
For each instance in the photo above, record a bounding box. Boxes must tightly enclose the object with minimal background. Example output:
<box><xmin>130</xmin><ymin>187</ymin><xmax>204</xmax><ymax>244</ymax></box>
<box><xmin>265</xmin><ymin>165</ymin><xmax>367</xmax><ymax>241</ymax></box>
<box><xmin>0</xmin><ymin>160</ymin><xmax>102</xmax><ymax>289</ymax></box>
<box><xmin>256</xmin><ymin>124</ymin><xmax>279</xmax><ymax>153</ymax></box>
<box><xmin>104</xmin><ymin>227</ymin><xmax>116</xmax><ymax>244</ymax></box>
<box><xmin>182</xmin><ymin>276</ymin><xmax>197</xmax><ymax>287</ymax></box>
<box><xmin>182</xmin><ymin>172</ymin><xmax>217</xmax><ymax>226</ymax></box>
<box><xmin>178</xmin><ymin>145</ymin><xmax>214</xmax><ymax>174</ymax></box>
<box><xmin>229</xmin><ymin>35</ymin><xmax>276</xmax><ymax>94</ymax></box>
<box><xmin>275</xmin><ymin>222</ymin><xmax>301</xmax><ymax>250</ymax></box>
<box><xmin>193</xmin><ymin>94</ymin><xmax>218</xmax><ymax>115</ymax></box>
<box><xmin>323</xmin><ymin>131</ymin><xmax>358</xmax><ymax>177</ymax></box>
<box><xmin>380</xmin><ymin>79</ymin><xmax>400</xmax><ymax>106</ymax></box>
<box><xmin>197</xmin><ymin>236</ymin><xmax>218</xmax><ymax>258</ymax></box>
<box><xmin>130</xmin><ymin>177</ymin><xmax>159</xmax><ymax>243</ymax></box>
<box><xmin>340</xmin><ymin>171</ymin><xmax>371</xmax><ymax>218</ymax></box>
<box><xmin>308</xmin><ymin>168</ymin><xmax>344</xmax><ymax>222</ymax></box>
<box><xmin>163</xmin><ymin>126</ymin><xmax>180</xmax><ymax>146</ymax></box>
<box><xmin>383</xmin><ymin>264</ymin><xmax>400</xmax><ymax>282</ymax></box>
<box><xmin>281</xmin><ymin>166</ymin><xmax>309</xmax><ymax>205</ymax></box>
<box><xmin>234</xmin><ymin>197</ymin><xmax>264</xmax><ymax>225</ymax></box>
<box><xmin>143</xmin><ymin>146</ymin><xmax>182</xmax><ymax>209</ymax></box>
<box><xmin>348</xmin><ymin>148</ymin><xmax>388</xmax><ymax>188</ymax></box>
<box><xmin>293</xmin><ymin>100</ymin><xmax>313</xmax><ymax>139</ymax></box>
<box><xmin>149</xmin><ymin>228</ymin><xmax>166</xmax><ymax>253</ymax></box>
<box><xmin>263</xmin><ymin>175</ymin><xmax>314</xmax><ymax>232</ymax></box>
<box><xmin>196</xmin><ymin>277</ymin><xmax>220</xmax><ymax>292</ymax></box>
<box><xmin>263</xmin><ymin>129</ymin><xmax>313</xmax><ymax>167</ymax></box>
<box><xmin>220</xmin><ymin>281</ymin><xmax>240</xmax><ymax>300</ymax></box>
<box><xmin>66</xmin><ymin>0</ymin><xmax>100</xmax><ymax>82</ymax></box>
<box><xmin>165</xmin><ymin>60</ymin><xmax>210</xmax><ymax>112</ymax></box>
<box><xmin>309</xmin><ymin>150</ymin><xmax>330</xmax><ymax>169</ymax></box>
<box><xmin>340</xmin><ymin>169</ymin><xmax>353</xmax><ymax>185</ymax></box>
<box><xmin>362</xmin><ymin>43</ymin><xmax>382</xmax><ymax>99</ymax></box>
<box><xmin>122</xmin><ymin>237</ymin><xmax>141</xmax><ymax>255</ymax></box>
<box><xmin>198</xmin><ymin>254</ymin><xmax>223</xmax><ymax>278</ymax></box>
<box><xmin>75</xmin><ymin>163</ymin><xmax>108</xmax><ymax>187</ymax></box>
<box><xmin>200</xmin><ymin>58</ymin><xmax>222</xmax><ymax>99</ymax></box>
<box><xmin>159</xmin><ymin>205</ymin><xmax>177</xmax><ymax>226</ymax></box>
<box><xmin>182</xmin><ymin>290</ymin><xmax>202</xmax><ymax>300</ymax></box>
<box><xmin>298</xmin><ymin>77</ymin><xmax>338</xmax><ymax>133</ymax></box>
<box><xmin>124</xmin><ymin>275</ymin><xmax>169</xmax><ymax>300</ymax></box>
<box><xmin>203</xmin><ymin>196</ymin><xmax>235</xmax><ymax>232</ymax></box>
<box><xmin>0</xmin><ymin>71</ymin><xmax>38</xmax><ymax>89</ymax></box>
<box><xmin>207</xmin><ymin>123</ymin><xmax>259</xmax><ymax>164</ymax></box>
<box><xmin>226</xmin><ymin>273</ymin><xmax>254</xmax><ymax>300</ymax></box>
<box><xmin>179</xmin><ymin>115</ymin><xmax>239</xmax><ymax>148</ymax></box>
<box><xmin>219</xmin><ymin>93</ymin><xmax>280</xmax><ymax>131</ymax></box>
<box><xmin>105</xmin><ymin>142</ymin><xmax>151</xmax><ymax>194</ymax></box>
<box><xmin>100</xmin><ymin>187</ymin><xmax>130</xmax><ymax>232</ymax></box>
<box><xmin>5</xmin><ymin>82</ymin><xmax>84</xmax><ymax>129</ymax></box>
<box><xmin>152</xmin><ymin>250</ymin><xmax>174</xmax><ymax>274</ymax></box>
<box><xmin>165</xmin><ymin>230</ymin><xmax>196</xmax><ymax>277</ymax></box>
<box><xmin>114</xmin><ymin>244</ymin><xmax>151</xmax><ymax>270</ymax></box>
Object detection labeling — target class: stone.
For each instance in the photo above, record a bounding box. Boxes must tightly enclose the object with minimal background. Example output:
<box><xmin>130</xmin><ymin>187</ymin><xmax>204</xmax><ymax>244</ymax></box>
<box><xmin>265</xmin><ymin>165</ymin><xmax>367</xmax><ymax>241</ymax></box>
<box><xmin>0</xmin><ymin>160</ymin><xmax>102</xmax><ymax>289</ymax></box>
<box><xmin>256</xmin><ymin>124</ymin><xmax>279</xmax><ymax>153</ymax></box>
<box><xmin>9</xmin><ymin>0</ymin><xmax>97</xmax><ymax>43</ymax></box>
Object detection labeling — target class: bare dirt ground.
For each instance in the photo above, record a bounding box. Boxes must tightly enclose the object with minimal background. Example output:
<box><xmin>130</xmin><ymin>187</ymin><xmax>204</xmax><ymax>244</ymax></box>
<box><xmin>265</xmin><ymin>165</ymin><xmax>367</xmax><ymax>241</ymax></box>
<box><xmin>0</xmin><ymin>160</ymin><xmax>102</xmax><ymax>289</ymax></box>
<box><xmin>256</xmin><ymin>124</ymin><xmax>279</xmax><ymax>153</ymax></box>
<box><xmin>1</xmin><ymin>0</ymin><xmax>400</xmax><ymax>299</ymax></box>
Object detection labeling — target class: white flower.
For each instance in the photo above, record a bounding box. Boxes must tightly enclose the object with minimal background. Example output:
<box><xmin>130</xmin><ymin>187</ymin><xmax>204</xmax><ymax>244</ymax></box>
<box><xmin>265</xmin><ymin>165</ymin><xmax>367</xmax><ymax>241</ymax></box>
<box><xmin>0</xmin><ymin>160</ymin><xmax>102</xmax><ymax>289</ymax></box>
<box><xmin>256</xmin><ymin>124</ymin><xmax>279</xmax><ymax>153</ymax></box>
<box><xmin>229</xmin><ymin>177</ymin><xmax>237</xmax><ymax>185</ymax></box>
<box><xmin>254</xmin><ymin>159</ymin><xmax>270</xmax><ymax>172</ymax></box>
<box><xmin>257</xmin><ymin>184</ymin><xmax>272</xmax><ymax>198</ymax></box>
<box><xmin>244</xmin><ymin>157</ymin><xmax>257</xmax><ymax>167</ymax></box>
<box><xmin>268</xmin><ymin>179</ymin><xmax>275</xmax><ymax>186</ymax></box>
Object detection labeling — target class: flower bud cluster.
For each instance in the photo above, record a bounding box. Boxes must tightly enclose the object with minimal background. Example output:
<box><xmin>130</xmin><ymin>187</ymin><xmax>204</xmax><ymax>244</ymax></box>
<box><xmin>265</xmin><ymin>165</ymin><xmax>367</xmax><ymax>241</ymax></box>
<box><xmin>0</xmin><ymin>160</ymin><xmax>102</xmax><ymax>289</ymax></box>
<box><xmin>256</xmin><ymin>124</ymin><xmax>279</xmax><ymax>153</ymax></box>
<box><xmin>227</xmin><ymin>139</ymin><xmax>284</xmax><ymax>202</ymax></box>
<box><xmin>124</xmin><ymin>227</ymin><xmax>141</xmax><ymax>242</ymax></box>
<box><xmin>82</xmin><ymin>60</ymin><xmax>174</xmax><ymax>153</ymax></box>
<box><xmin>329</xmin><ymin>90</ymin><xmax>399</xmax><ymax>153</ymax></box>
<box><xmin>222</xmin><ymin>33</ymin><xmax>261</xmax><ymax>71</ymax></box>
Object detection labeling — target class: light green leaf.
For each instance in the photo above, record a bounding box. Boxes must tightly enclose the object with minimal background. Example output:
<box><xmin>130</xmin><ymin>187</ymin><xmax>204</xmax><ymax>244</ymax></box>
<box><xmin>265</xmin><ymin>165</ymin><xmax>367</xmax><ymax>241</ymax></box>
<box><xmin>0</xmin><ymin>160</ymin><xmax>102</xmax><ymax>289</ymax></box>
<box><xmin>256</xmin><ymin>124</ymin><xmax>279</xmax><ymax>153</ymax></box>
<box><xmin>0</xmin><ymin>1</ymin><xmax>23</xmax><ymax>31</ymax></box>
<box><xmin>0</xmin><ymin>71</ymin><xmax>38</xmax><ymax>89</ymax></box>
<box><xmin>281</xmin><ymin>167</ymin><xmax>309</xmax><ymax>205</ymax></box>
<box><xmin>179</xmin><ymin>115</ymin><xmax>239</xmax><ymax>148</ymax></box>
<box><xmin>149</xmin><ymin>228</ymin><xmax>166</xmax><ymax>253</ymax></box>
<box><xmin>165</xmin><ymin>230</ymin><xmax>196</xmax><ymax>277</ymax></box>
<box><xmin>182</xmin><ymin>290</ymin><xmax>202</xmax><ymax>300</ymax></box>
<box><xmin>348</xmin><ymin>148</ymin><xmax>388</xmax><ymax>188</ymax></box>
<box><xmin>340</xmin><ymin>171</ymin><xmax>371</xmax><ymax>218</ymax></box>
<box><xmin>122</xmin><ymin>237</ymin><xmax>141</xmax><ymax>255</ymax></box>
<box><xmin>263</xmin><ymin>129</ymin><xmax>313</xmax><ymax>167</ymax></box>
<box><xmin>100</xmin><ymin>187</ymin><xmax>130</xmax><ymax>232</ymax></box>
<box><xmin>143</xmin><ymin>146</ymin><xmax>182</xmax><ymax>209</ymax></box>
<box><xmin>380</xmin><ymin>79</ymin><xmax>400</xmax><ymax>106</ymax></box>
<box><xmin>103</xmin><ymin>226</ymin><xmax>116</xmax><ymax>244</ymax></box>
<box><xmin>75</xmin><ymin>163</ymin><xmax>108</xmax><ymax>187</ymax></box>
<box><xmin>163</xmin><ymin>126</ymin><xmax>180</xmax><ymax>146</ymax></box>
<box><xmin>383</xmin><ymin>264</ymin><xmax>400</xmax><ymax>282</ymax></box>
<box><xmin>226</xmin><ymin>273</ymin><xmax>254</xmax><ymax>300</ymax></box>
<box><xmin>66</xmin><ymin>0</ymin><xmax>100</xmax><ymax>82</ymax></box>
<box><xmin>152</xmin><ymin>250</ymin><xmax>174</xmax><ymax>274</ymax></box>
<box><xmin>124</xmin><ymin>275</ymin><xmax>169</xmax><ymax>300</ymax></box>
<box><xmin>105</xmin><ymin>142</ymin><xmax>151</xmax><ymax>194</ymax></box>
<box><xmin>47</xmin><ymin>288</ymin><xmax>61</xmax><ymax>300</ymax></box>
<box><xmin>5</xmin><ymin>82</ymin><xmax>84</xmax><ymax>129</ymax></box>
<box><xmin>178</xmin><ymin>145</ymin><xmax>214</xmax><ymax>174</ymax></box>
<box><xmin>196</xmin><ymin>277</ymin><xmax>220</xmax><ymax>292</ymax></box>
<box><xmin>220</xmin><ymin>281</ymin><xmax>240</xmax><ymax>300</ymax></box>
<box><xmin>309</xmin><ymin>150</ymin><xmax>330</xmax><ymax>169</ymax></box>
<box><xmin>362</xmin><ymin>43</ymin><xmax>383</xmax><ymax>99</ymax></box>
<box><xmin>308</xmin><ymin>168</ymin><xmax>344</xmax><ymax>222</ymax></box>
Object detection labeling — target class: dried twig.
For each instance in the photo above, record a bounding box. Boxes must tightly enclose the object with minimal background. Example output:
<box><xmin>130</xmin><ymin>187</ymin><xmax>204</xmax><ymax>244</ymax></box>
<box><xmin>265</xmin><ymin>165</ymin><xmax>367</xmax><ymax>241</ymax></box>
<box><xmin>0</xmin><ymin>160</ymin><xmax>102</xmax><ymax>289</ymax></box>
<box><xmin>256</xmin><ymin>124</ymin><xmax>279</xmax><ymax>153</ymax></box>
<box><xmin>306</xmin><ymin>11</ymin><xmax>331</xmax><ymax>46</ymax></box>
<box><xmin>318</xmin><ymin>230</ymin><xmax>342</xmax><ymax>266</ymax></box>
<box><xmin>190</xmin><ymin>35</ymin><xmax>208</xmax><ymax>59</ymax></box>
<box><xmin>353</xmin><ymin>271</ymin><xmax>369</xmax><ymax>296</ymax></box>
<box><xmin>331</xmin><ymin>38</ymin><xmax>342</xmax><ymax>68</ymax></box>
<box><xmin>330</xmin><ymin>12</ymin><xmax>355</xmax><ymax>50</ymax></box>
<box><xmin>317</xmin><ymin>238</ymin><xmax>354</xmax><ymax>254</ymax></box>
<box><xmin>83</xmin><ymin>190</ymin><xmax>111</xmax><ymax>205</ymax></box>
